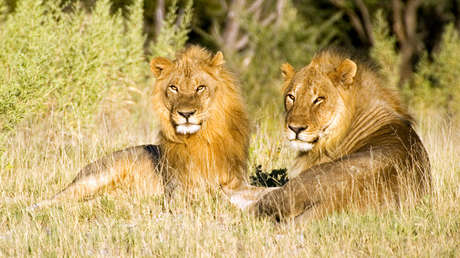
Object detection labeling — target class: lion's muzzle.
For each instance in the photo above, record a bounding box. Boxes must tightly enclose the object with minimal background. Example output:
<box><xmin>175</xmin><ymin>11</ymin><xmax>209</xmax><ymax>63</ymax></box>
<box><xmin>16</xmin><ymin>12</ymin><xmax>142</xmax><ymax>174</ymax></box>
<box><xmin>173</xmin><ymin>109</ymin><xmax>202</xmax><ymax>135</ymax></box>
<box><xmin>176</xmin><ymin>124</ymin><xmax>201</xmax><ymax>135</ymax></box>
<box><xmin>286</xmin><ymin>125</ymin><xmax>320</xmax><ymax>152</ymax></box>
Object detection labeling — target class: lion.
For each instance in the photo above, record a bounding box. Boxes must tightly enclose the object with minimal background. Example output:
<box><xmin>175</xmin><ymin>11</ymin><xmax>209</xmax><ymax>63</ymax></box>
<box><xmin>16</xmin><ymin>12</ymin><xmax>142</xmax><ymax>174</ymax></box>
<box><xmin>248</xmin><ymin>49</ymin><xmax>431</xmax><ymax>220</ymax></box>
<box><xmin>31</xmin><ymin>46</ymin><xmax>268</xmax><ymax>209</ymax></box>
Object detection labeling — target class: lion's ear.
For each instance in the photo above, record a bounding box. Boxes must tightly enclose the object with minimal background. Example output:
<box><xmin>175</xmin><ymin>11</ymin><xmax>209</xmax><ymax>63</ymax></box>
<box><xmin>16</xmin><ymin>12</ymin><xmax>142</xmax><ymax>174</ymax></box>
<box><xmin>331</xmin><ymin>59</ymin><xmax>357</xmax><ymax>86</ymax></box>
<box><xmin>210</xmin><ymin>51</ymin><xmax>225</xmax><ymax>67</ymax></box>
<box><xmin>150</xmin><ymin>57</ymin><xmax>173</xmax><ymax>78</ymax></box>
<box><xmin>281</xmin><ymin>63</ymin><xmax>295</xmax><ymax>81</ymax></box>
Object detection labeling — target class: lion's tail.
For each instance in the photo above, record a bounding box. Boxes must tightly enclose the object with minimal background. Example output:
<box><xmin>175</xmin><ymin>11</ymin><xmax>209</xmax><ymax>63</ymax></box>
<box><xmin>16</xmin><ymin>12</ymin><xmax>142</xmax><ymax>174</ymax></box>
<box><xmin>27</xmin><ymin>145</ymin><xmax>163</xmax><ymax>211</ymax></box>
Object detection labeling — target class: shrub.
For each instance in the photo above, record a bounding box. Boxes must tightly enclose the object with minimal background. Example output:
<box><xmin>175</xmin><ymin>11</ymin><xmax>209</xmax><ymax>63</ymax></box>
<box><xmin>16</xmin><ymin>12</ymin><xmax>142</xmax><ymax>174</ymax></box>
<box><xmin>370</xmin><ymin>12</ymin><xmax>460</xmax><ymax>121</ymax></box>
<box><xmin>227</xmin><ymin>1</ymin><xmax>341</xmax><ymax>111</ymax></box>
<box><xmin>370</xmin><ymin>10</ymin><xmax>400</xmax><ymax>90</ymax></box>
<box><xmin>149</xmin><ymin>0</ymin><xmax>193</xmax><ymax>59</ymax></box>
<box><xmin>0</xmin><ymin>0</ymin><xmax>193</xmax><ymax>139</ymax></box>
<box><xmin>409</xmin><ymin>24</ymin><xmax>460</xmax><ymax>120</ymax></box>
<box><xmin>0</xmin><ymin>0</ymin><xmax>146</xmax><ymax>134</ymax></box>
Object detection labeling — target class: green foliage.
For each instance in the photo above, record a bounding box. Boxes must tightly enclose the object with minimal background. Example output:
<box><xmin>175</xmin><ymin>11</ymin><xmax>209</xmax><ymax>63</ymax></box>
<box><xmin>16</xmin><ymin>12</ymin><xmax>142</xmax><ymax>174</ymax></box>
<box><xmin>0</xmin><ymin>0</ymin><xmax>146</xmax><ymax>133</ymax></box>
<box><xmin>370</xmin><ymin>11</ymin><xmax>460</xmax><ymax>121</ymax></box>
<box><xmin>0</xmin><ymin>0</ymin><xmax>193</xmax><ymax>138</ymax></box>
<box><xmin>370</xmin><ymin>10</ymin><xmax>400</xmax><ymax>90</ymax></box>
<box><xmin>231</xmin><ymin>1</ymin><xmax>341</xmax><ymax>111</ymax></box>
<box><xmin>409</xmin><ymin>24</ymin><xmax>460</xmax><ymax>120</ymax></box>
<box><xmin>0</xmin><ymin>0</ymin><xmax>7</xmax><ymax>21</ymax></box>
<box><xmin>124</xmin><ymin>0</ymin><xmax>147</xmax><ymax>79</ymax></box>
<box><xmin>149</xmin><ymin>0</ymin><xmax>193</xmax><ymax>59</ymax></box>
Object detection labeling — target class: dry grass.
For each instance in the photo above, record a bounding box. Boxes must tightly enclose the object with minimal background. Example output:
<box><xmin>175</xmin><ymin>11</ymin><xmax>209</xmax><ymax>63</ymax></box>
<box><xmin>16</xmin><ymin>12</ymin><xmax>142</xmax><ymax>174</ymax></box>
<box><xmin>0</xmin><ymin>102</ymin><xmax>459</xmax><ymax>257</ymax></box>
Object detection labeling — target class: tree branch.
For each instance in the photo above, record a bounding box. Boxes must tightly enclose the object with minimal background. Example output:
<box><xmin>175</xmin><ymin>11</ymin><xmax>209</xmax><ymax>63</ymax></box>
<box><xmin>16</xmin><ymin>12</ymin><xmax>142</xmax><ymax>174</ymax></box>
<box><xmin>330</xmin><ymin>0</ymin><xmax>368</xmax><ymax>43</ymax></box>
<box><xmin>353</xmin><ymin>0</ymin><xmax>373</xmax><ymax>44</ymax></box>
<box><xmin>275</xmin><ymin>0</ymin><xmax>286</xmax><ymax>26</ymax></box>
<box><xmin>155</xmin><ymin>0</ymin><xmax>165</xmax><ymax>35</ymax></box>
<box><xmin>392</xmin><ymin>0</ymin><xmax>406</xmax><ymax>43</ymax></box>
<box><xmin>222</xmin><ymin>0</ymin><xmax>245</xmax><ymax>50</ymax></box>
<box><xmin>405</xmin><ymin>0</ymin><xmax>421</xmax><ymax>41</ymax></box>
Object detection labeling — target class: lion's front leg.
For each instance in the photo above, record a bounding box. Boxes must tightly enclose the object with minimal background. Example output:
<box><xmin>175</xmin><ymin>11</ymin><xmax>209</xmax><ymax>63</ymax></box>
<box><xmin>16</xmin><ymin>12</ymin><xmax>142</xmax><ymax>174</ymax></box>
<box><xmin>221</xmin><ymin>182</ymin><xmax>279</xmax><ymax>210</ymax></box>
<box><xmin>248</xmin><ymin>149</ymin><xmax>395</xmax><ymax>220</ymax></box>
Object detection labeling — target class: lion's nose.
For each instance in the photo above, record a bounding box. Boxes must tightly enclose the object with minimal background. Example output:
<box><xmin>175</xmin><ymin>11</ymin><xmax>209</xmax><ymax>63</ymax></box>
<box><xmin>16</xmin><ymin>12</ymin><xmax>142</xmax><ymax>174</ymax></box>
<box><xmin>178</xmin><ymin>110</ymin><xmax>196</xmax><ymax>119</ymax></box>
<box><xmin>288</xmin><ymin>124</ymin><xmax>307</xmax><ymax>135</ymax></box>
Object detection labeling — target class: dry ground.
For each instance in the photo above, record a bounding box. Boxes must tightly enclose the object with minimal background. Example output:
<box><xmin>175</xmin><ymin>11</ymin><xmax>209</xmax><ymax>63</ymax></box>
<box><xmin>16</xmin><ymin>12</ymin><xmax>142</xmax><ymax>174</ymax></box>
<box><xmin>0</xmin><ymin>104</ymin><xmax>459</xmax><ymax>257</ymax></box>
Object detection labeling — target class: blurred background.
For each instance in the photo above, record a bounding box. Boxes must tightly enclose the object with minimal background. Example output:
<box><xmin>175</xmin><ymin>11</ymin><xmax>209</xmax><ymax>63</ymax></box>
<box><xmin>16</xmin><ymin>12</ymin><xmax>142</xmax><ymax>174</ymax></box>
<box><xmin>1</xmin><ymin>0</ymin><xmax>459</xmax><ymax>139</ymax></box>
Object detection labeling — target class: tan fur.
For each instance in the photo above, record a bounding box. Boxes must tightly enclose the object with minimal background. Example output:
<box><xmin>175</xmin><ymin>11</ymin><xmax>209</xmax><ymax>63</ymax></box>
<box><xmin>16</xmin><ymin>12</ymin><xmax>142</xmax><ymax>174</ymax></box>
<box><xmin>31</xmin><ymin>46</ymin><xmax>262</xmax><ymax>210</ymax></box>
<box><xmin>152</xmin><ymin>46</ymin><xmax>249</xmax><ymax>190</ymax></box>
<box><xmin>249</xmin><ymin>50</ymin><xmax>431</xmax><ymax>220</ymax></box>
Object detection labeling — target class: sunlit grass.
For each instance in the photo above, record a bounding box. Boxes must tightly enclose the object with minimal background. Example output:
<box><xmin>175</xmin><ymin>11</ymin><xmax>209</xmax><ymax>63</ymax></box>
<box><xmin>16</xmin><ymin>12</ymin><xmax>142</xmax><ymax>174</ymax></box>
<box><xmin>0</xmin><ymin>104</ymin><xmax>458</xmax><ymax>256</ymax></box>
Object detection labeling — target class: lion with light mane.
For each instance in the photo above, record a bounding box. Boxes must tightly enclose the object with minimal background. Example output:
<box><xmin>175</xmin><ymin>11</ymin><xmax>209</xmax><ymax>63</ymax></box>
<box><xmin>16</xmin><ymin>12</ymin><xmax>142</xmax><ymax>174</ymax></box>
<box><xmin>32</xmin><ymin>46</ymin><xmax>266</xmax><ymax>209</ymax></box>
<box><xmin>249</xmin><ymin>49</ymin><xmax>431</xmax><ymax>220</ymax></box>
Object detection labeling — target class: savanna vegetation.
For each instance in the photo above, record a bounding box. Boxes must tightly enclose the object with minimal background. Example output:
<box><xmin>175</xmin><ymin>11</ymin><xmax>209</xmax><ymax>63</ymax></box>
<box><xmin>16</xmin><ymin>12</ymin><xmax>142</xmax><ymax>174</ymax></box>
<box><xmin>0</xmin><ymin>0</ymin><xmax>458</xmax><ymax>256</ymax></box>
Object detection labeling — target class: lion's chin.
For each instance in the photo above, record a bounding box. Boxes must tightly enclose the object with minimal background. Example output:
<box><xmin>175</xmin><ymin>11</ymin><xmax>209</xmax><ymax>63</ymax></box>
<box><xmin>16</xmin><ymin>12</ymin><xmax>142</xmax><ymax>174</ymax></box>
<box><xmin>289</xmin><ymin>140</ymin><xmax>314</xmax><ymax>152</ymax></box>
<box><xmin>176</xmin><ymin>124</ymin><xmax>201</xmax><ymax>135</ymax></box>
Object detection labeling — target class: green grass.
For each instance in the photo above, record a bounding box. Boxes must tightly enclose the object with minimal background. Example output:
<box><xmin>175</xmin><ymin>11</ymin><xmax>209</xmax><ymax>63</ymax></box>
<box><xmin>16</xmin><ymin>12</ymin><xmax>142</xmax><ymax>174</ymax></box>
<box><xmin>0</xmin><ymin>103</ymin><xmax>458</xmax><ymax>257</ymax></box>
<box><xmin>0</xmin><ymin>0</ymin><xmax>459</xmax><ymax>256</ymax></box>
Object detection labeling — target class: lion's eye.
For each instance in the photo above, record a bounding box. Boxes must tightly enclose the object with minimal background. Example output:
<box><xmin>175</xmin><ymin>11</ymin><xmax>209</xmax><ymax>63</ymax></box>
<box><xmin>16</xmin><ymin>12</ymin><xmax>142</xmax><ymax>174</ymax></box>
<box><xmin>287</xmin><ymin>94</ymin><xmax>295</xmax><ymax>102</ymax></box>
<box><xmin>168</xmin><ymin>85</ymin><xmax>178</xmax><ymax>92</ymax></box>
<box><xmin>313</xmin><ymin>96</ymin><xmax>325</xmax><ymax>105</ymax></box>
<box><xmin>196</xmin><ymin>85</ymin><xmax>206</xmax><ymax>93</ymax></box>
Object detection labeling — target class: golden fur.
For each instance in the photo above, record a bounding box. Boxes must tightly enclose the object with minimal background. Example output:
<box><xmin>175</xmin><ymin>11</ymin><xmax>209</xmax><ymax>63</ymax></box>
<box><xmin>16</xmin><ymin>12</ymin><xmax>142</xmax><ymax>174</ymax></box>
<box><xmin>151</xmin><ymin>46</ymin><xmax>249</xmax><ymax>190</ymax></box>
<box><xmin>31</xmin><ymin>46</ymin><xmax>264</xmax><ymax>209</ymax></box>
<box><xmin>249</xmin><ymin>50</ymin><xmax>431</xmax><ymax>220</ymax></box>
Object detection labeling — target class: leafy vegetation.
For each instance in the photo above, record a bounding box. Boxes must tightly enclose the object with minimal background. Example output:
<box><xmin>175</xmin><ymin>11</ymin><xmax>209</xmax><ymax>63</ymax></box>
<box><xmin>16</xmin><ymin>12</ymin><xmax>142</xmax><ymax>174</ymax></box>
<box><xmin>0</xmin><ymin>0</ymin><xmax>458</xmax><ymax>256</ymax></box>
<box><xmin>409</xmin><ymin>24</ymin><xmax>460</xmax><ymax>119</ymax></box>
<box><xmin>149</xmin><ymin>0</ymin><xmax>193</xmax><ymax>59</ymax></box>
<box><xmin>0</xmin><ymin>0</ymin><xmax>142</xmax><ymax>133</ymax></box>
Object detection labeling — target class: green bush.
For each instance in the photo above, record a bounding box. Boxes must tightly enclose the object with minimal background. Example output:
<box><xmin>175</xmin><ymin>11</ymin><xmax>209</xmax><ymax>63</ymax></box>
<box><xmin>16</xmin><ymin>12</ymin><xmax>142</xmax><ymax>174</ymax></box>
<box><xmin>0</xmin><ymin>0</ymin><xmax>145</xmax><ymax>133</ymax></box>
<box><xmin>409</xmin><ymin>24</ymin><xmax>460</xmax><ymax>120</ymax></box>
<box><xmin>149</xmin><ymin>0</ymin><xmax>192</xmax><ymax>59</ymax></box>
<box><xmin>0</xmin><ymin>0</ymin><xmax>193</xmax><ymax>137</ymax></box>
<box><xmin>370</xmin><ymin>10</ymin><xmax>400</xmax><ymax>90</ymax></box>
<box><xmin>370</xmin><ymin>12</ymin><xmax>460</xmax><ymax>121</ymax></box>
<box><xmin>227</xmin><ymin>1</ymin><xmax>341</xmax><ymax>111</ymax></box>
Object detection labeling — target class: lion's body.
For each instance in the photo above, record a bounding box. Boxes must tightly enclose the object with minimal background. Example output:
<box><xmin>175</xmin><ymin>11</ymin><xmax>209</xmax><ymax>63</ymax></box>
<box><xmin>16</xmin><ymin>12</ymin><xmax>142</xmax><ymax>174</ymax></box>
<box><xmin>33</xmin><ymin>46</ymin><xmax>258</xmax><ymax>209</ymax></box>
<box><xmin>250</xmin><ymin>50</ymin><xmax>431</xmax><ymax>220</ymax></box>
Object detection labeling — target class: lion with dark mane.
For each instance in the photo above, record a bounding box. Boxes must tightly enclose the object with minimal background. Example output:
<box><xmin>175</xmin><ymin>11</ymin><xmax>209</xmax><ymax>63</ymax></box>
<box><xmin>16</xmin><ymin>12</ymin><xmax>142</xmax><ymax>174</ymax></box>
<box><xmin>249</xmin><ymin>49</ymin><xmax>431</xmax><ymax>220</ymax></box>
<box><xmin>32</xmin><ymin>46</ymin><xmax>266</xmax><ymax>209</ymax></box>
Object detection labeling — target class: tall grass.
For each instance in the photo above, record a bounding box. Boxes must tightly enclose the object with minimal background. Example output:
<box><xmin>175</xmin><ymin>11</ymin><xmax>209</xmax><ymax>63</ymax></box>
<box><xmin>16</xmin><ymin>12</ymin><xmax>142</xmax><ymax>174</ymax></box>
<box><xmin>0</xmin><ymin>1</ymin><xmax>459</xmax><ymax>256</ymax></box>
<box><xmin>0</xmin><ymin>105</ymin><xmax>458</xmax><ymax>256</ymax></box>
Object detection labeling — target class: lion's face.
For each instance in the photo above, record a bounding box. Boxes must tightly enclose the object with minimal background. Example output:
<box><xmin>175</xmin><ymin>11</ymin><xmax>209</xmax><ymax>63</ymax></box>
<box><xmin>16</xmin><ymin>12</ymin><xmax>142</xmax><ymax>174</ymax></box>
<box><xmin>151</xmin><ymin>49</ymin><xmax>225</xmax><ymax>136</ymax></box>
<box><xmin>163</xmin><ymin>76</ymin><xmax>211</xmax><ymax>135</ymax></box>
<box><xmin>156</xmin><ymin>67</ymin><xmax>217</xmax><ymax>135</ymax></box>
<box><xmin>280</xmin><ymin>58</ymin><xmax>357</xmax><ymax>152</ymax></box>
